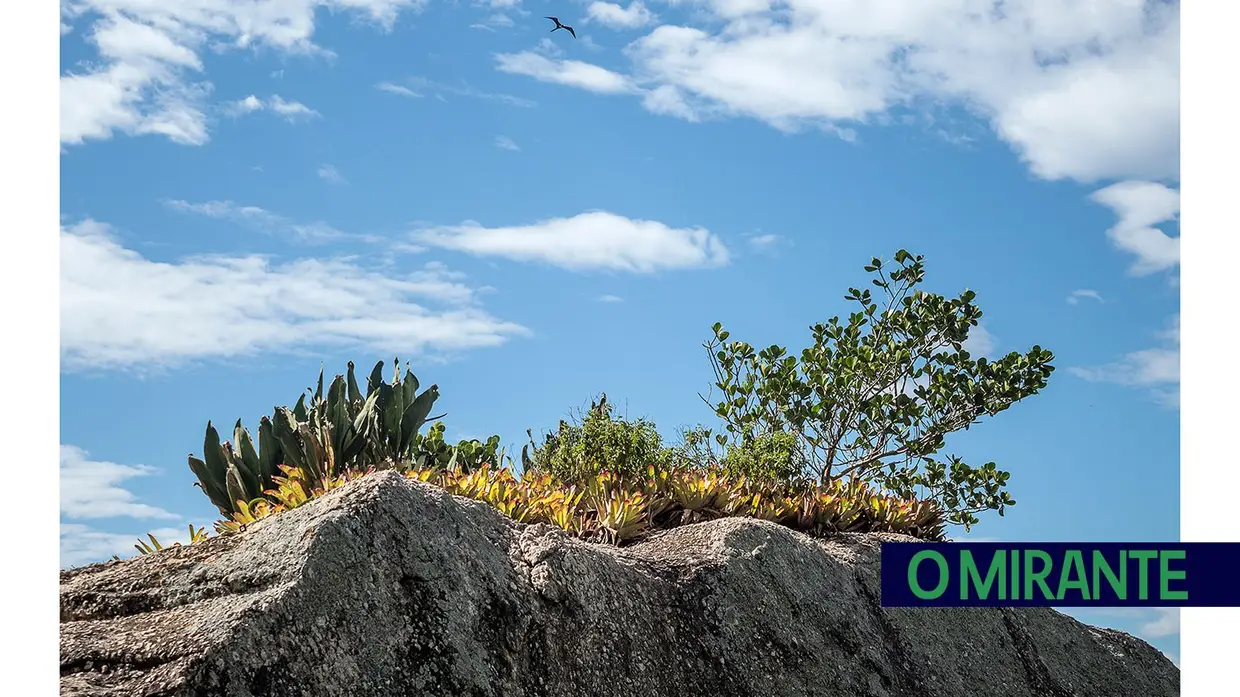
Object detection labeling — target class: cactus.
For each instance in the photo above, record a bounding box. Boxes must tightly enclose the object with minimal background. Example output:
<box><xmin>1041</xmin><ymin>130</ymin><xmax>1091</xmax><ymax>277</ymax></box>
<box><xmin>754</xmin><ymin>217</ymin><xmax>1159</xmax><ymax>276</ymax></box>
<box><xmin>188</xmin><ymin>359</ymin><xmax>445</xmax><ymax>516</ymax></box>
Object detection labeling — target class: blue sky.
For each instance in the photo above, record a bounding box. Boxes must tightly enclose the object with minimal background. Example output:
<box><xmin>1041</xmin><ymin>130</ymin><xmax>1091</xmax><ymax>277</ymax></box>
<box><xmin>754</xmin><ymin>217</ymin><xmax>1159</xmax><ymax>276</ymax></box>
<box><xmin>59</xmin><ymin>0</ymin><xmax>1180</xmax><ymax>661</ymax></box>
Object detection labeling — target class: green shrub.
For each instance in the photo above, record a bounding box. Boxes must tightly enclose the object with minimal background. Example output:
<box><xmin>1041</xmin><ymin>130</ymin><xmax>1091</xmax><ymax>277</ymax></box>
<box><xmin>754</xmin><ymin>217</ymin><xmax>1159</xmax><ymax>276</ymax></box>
<box><xmin>671</xmin><ymin>425</ymin><xmax>802</xmax><ymax>483</ymax></box>
<box><xmin>522</xmin><ymin>394</ymin><xmax>675</xmax><ymax>483</ymax></box>
<box><xmin>410</xmin><ymin>421</ymin><xmax>506</xmax><ymax>474</ymax></box>
<box><xmin>720</xmin><ymin>430</ymin><xmax>806</xmax><ymax>482</ymax></box>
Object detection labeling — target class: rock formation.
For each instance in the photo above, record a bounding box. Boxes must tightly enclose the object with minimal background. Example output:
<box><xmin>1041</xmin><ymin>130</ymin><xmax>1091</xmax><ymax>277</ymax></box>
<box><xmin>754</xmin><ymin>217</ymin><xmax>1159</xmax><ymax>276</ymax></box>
<box><xmin>60</xmin><ymin>471</ymin><xmax>1180</xmax><ymax>696</ymax></box>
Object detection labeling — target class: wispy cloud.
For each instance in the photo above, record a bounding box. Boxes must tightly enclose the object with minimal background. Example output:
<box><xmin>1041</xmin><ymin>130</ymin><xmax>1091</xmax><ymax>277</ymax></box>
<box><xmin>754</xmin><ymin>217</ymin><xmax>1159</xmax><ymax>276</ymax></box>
<box><xmin>1067</xmin><ymin>289</ymin><xmax>1105</xmax><ymax>305</ymax></box>
<box><xmin>1090</xmin><ymin>181</ymin><xmax>1180</xmax><ymax>276</ymax></box>
<box><xmin>492</xmin><ymin>2</ymin><xmax>1178</xmax><ymax>184</ymax></box>
<box><xmin>745</xmin><ymin>232</ymin><xmax>789</xmax><ymax>254</ymax></box>
<box><xmin>597</xmin><ymin>294</ymin><xmax>624</xmax><ymax>303</ymax></box>
<box><xmin>1070</xmin><ymin>315</ymin><xmax>1179</xmax><ymax>408</ymax></box>
<box><xmin>60</xmin><ymin>445</ymin><xmax>178</xmax><ymax>520</ymax></box>
<box><xmin>377</xmin><ymin>76</ymin><xmax>535</xmax><ymax>107</ymax></box>
<box><xmin>60</xmin><ymin>0</ymin><xmax>419</xmax><ymax>146</ymax></box>
<box><xmin>963</xmin><ymin>324</ymin><xmax>997</xmax><ymax>357</ymax></box>
<box><xmin>494</xmin><ymin>135</ymin><xmax>520</xmax><ymax>151</ymax></box>
<box><xmin>224</xmin><ymin>94</ymin><xmax>320</xmax><ymax>121</ymax></box>
<box><xmin>586</xmin><ymin>2</ymin><xmax>656</xmax><ymax>29</ymax></box>
<box><xmin>58</xmin><ymin>444</ymin><xmax>195</xmax><ymax>568</ymax></box>
<box><xmin>495</xmin><ymin>52</ymin><xmax>638</xmax><ymax>95</ymax></box>
<box><xmin>1139</xmin><ymin>608</ymin><xmax>1180</xmax><ymax>639</ymax></box>
<box><xmin>470</xmin><ymin>13</ymin><xmax>515</xmax><ymax>31</ymax></box>
<box><xmin>411</xmin><ymin>211</ymin><xmax>730</xmax><ymax>273</ymax></box>
<box><xmin>60</xmin><ymin>219</ymin><xmax>528</xmax><ymax>371</ymax></box>
<box><xmin>1064</xmin><ymin>607</ymin><xmax>1180</xmax><ymax>650</ymax></box>
<box><xmin>317</xmin><ymin>164</ymin><xmax>348</xmax><ymax>185</ymax></box>
<box><xmin>164</xmin><ymin>199</ymin><xmax>355</xmax><ymax>243</ymax></box>
<box><xmin>60</xmin><ymin>523</ymin><xmax>189</xmax><ymax>568</ymax></box>
<box><xmin>376</xmin><ymin>81</ymin><xmax>420</xmax><ymax>97</ymax></box>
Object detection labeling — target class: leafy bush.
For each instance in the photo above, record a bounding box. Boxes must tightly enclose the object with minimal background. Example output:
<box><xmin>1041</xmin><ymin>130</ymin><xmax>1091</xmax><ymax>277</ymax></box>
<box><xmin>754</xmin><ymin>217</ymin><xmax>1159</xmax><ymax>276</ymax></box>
<box><xmin>522</xmin><ymin>394</ymin><xmax>675</xmax><ymax>482</ymax></box>
<box><xmin>410</xmin><ymin>421</ymin><xmax>506</xmax><ymax>474</ymax></box>
<box><xmin>703</xmin><ymin>250</ymin><xmax>1055</xmax><ymax>528</ymax></box>
<box><xmin>675</xmin><ymin>425</ymin><xmax>805</xmax><ymax>483</ymax></box>
<box><xmin>135</xmin><ymin>249</ymin><xmax>1048</xmax><ymax>559</ymax></box>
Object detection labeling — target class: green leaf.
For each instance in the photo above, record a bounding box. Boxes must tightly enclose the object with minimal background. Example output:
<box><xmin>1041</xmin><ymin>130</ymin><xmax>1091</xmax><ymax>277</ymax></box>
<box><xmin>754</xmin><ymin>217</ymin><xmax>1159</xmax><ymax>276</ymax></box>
<box><xmin>346</xmin><ymin>361</ymin><xmax>362</xmax><ymax>404</ymax></box>
<box><xmin>257</xmin><ymin>415</ymin><xmax>281</xmax><ymax>484</ymax></box>
<box><xmin>232</xmin><ymin>419</ymin><xmax>262</xmax><ymax>495</ymax></box>
<box><xmin>367</xmin><ymin>360</ymin><xmax>385</xmax><ymax>397</ymax></box>
<box><xmin>225</xmin><ymin>464</ymin><xmax>248</xmax><ymax>512</ymax></box>
<box><xmin>292</xmin><ymin>393</ymin><xmax>308</xmax><ymax>423</ymax></box>
<box><xmin>399</xmin><ymin>385</ymin><xmax>440</xmax><ymax>453</ymax></box>
<box><xmin>188</xmin><ymin>454</ymin><xmax>231</xmax><ymax>516</ymax></box>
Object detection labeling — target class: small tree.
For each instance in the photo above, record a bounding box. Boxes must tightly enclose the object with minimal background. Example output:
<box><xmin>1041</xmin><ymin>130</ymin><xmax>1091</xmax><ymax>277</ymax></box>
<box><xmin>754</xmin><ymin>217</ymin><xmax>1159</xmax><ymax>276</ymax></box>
<box><xmin>703</xmin><ymin>250</ymin><xmax>1054</xmax><ymax>528</ymax></box>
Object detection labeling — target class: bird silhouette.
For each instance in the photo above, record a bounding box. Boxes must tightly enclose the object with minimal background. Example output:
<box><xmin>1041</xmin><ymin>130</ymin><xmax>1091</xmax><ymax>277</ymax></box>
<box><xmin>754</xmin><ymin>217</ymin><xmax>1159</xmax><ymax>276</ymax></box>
<box><xmin>544</xmin><ymin>16</ymin><xmax>576</xmax><ymax>38</ymax></box>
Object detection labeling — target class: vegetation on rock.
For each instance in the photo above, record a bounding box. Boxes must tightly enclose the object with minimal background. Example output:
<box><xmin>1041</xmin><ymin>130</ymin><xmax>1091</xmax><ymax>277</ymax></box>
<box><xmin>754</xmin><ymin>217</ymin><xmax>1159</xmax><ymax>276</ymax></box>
<box><xmin>700</xmin><ymin>250</ymin><xmax>1053</xmax><ymax>527</ymax></box>
<box><xmin>132</xmin><ymin>250</ymin><xmax>1051</xmax><ymax>557</ymax></box>
<box><xmin>521</xmin><ymin>394</ymin><xmax>676</xmax><ymax>482</ymax></box>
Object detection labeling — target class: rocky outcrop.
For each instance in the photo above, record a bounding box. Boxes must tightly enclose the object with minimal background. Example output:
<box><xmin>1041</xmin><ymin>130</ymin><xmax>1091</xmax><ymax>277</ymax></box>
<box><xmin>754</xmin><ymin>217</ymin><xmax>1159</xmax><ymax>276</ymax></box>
<box><xmin>60</xmin><ymin>471</ymin><xmax>1179</xmax><ymax>697</ymax></box>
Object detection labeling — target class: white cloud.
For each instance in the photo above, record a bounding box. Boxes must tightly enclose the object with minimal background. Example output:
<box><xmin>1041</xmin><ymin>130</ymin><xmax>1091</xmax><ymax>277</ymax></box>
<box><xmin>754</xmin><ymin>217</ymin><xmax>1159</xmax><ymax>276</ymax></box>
<box><xmin>496</xmin><ymin>1</ymin><xmax>1178</xmax><ymax>183</ymax></box>
<box><xmin>376</xmin><ymin>81</ymin><xmax>421</xmax><ymax>97</ymax></box>
<box><xmin>1139</xmin><ymin>608</ymin><xmax>1180</xmax><ymax>639</ymax></box>
<box><xmin>495</xmin><ymin>52</ymin><xmax>638</xmax><ymax>95</ymax></box>
<box><xmin>1070</xmin><ymin>314</ymin><xmax>1179</xmax><ymax>407</ymax></box>
<box><xmin>317</xmin><ymin>164</ymin><xmax>348</xmax><ymax>184</ymax></box>
<box><xmin>743</xmin><ymin>232</ymin><xmax>791</xmax><ymax>256</ymax></box>
<box><xmin>1064</xmin><ymin>607</ymin><xmax>1180</xmax><ymax>656</ymax></box>
<box><xmin>60</xmin><ymin>218</ymin><xmax>527</xmax><ymax>370</ymax></box>
<box><xmin>60</xmin><ymin>523</ymin><xmax>190</xmax><ymax>568</ymax></box>
<box><xmin>411</xmin><ymin>211</ymin><xmax>730</xmax><ymax>273</ymax></box>
<box><xmin>165</xmin><ymin>199</ymin><xmax>352</xmax><ymax>243</ymax></box>
<box><xmin>268</xmin><ymin>95</ymin><xmax>319</xmax><ymax>118</ymax></box>
<box><xmin>378</xmin><ymin>75</ymin><xmax>536</xmax><ymax>106</ymax></box>
<box><xmin>1067</xmin><ymin>289</ymin><xmax>1104</xmax><ymax>305</ymax></box>
<box><xmin>60</xmin><ymin>0</ymin><xmax>422</xmax><ymax>146</ymax></box>
<box><xmin>59</xmin><ymin>444</ymin><xmax>200</xmax><ymax>568</ymax></box>
<box><xmin>224</xmin><ymin>94</ymin><xmax>320</xmax><ymax>121</ymax></box>
<box><xmin>587</xmin><ymin>1</ymin><xmax>656</xmax><ymax>29</ymax></box>
<box><xmin>597</xmin><ymin>294</ymin><xmax>624</xmax><ymax>303</ymax></box>
<box><xmin>494</xmin><ymin>135</ymin><xmax>521</xmax><ymax>151</ymax></box>
<box><xmin>1090</xmin><ymin>181</ymin><xmax>1180</xmax><ymax>276</ymax></box>
<box><xmin>963</xmin><ymin>324</ymin><xmax>997</xmax><ymax>357</ymax></box>
<box><xmin>224</xmin><ymin>94</ymin><xmax>265</xmax><ymax>116</ymax></box>
<box><xmin>471</xmin><ymin>13</ymin><xmax>515</xmax><ymax>31</ymax></box>
<box><xmin>59</xmin><ymin>445</ymin><xmax>178</xmax><ymax>520</ymax></box>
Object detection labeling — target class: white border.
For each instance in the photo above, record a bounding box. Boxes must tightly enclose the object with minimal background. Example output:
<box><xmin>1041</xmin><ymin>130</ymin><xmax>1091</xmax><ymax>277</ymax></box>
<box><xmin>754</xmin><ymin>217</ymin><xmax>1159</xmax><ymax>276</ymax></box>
<box><xmin>1182</xmin><ymin>1</ymin><xmax>1239</xmax><ymax>694</ymax></box>
<box><xmin>1</xmin><ymin>1</ymin><xmax>60</xmax><ymax>693</ymax></box>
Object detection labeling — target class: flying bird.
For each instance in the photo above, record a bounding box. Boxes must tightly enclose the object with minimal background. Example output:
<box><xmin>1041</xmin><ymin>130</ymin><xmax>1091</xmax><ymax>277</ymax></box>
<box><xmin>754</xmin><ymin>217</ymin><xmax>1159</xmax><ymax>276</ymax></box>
<box><xmin>544</xmin><ymin>16</ymin><xmax>576</xmax><ymax>39</ymax></box>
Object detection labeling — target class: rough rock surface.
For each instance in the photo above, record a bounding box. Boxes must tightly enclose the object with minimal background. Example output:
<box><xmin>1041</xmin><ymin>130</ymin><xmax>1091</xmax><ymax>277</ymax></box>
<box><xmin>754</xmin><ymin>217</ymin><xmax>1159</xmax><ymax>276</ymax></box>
<box><xmin>60</xmin><ymin>471</ymin><xmax>1179</xmax><ymax>697</ymax></box>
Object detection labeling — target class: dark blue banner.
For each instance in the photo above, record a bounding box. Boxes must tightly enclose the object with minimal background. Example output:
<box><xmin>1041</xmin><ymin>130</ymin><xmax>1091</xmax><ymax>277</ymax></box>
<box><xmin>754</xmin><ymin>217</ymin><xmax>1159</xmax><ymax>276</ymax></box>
<box><xmin>880</xmin><ymin>542</ymin><xmax>1240</xmax><ymax>607</ymax></box>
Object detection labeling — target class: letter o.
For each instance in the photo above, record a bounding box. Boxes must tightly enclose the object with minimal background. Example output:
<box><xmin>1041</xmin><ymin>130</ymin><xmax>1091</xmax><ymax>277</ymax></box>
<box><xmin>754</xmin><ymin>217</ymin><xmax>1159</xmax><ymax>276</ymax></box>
<box><xmin>908</xmin><ymin>550</ymin><xmax>949</xmax><ymax>600</ymax></box>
